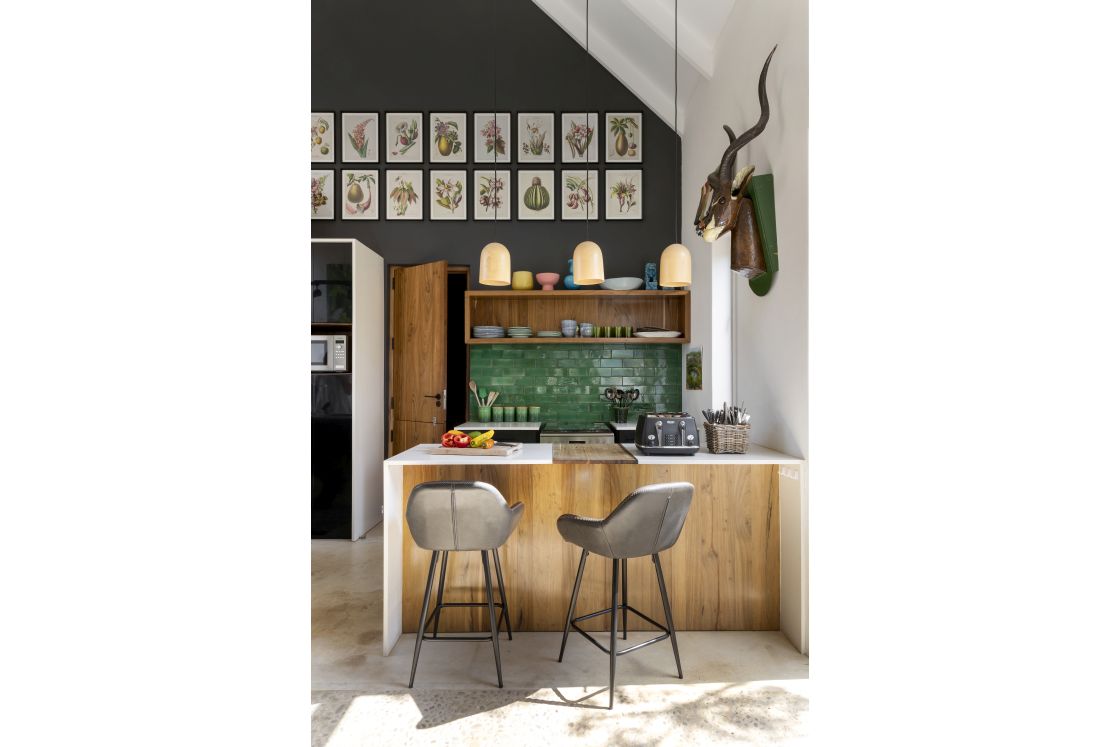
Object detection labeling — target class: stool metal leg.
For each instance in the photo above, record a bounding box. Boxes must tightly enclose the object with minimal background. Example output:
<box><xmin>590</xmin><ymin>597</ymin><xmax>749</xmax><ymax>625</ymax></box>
<box><xmin>621</xmin><ymin>559</ymin><xmax>628</xmax><ymax>640</ymax></box>
<box><xmin>609</xmin><ymin>558</ymin><xmax>620</xmax><ymax>709</ymax></box>
<box><xmin>492</xmin><ymin>548</ymin><xmax>513</xmax><ymax>640</ymax></box>
<box><xmin>481</xmin><ymin>550</ymin><xmax>504</xmax><ymax>688</ymax></box>
<box><xmin>408</xmin><ymin>550</ymin><xmax>440</xmax><ymax>688</ymax></box>
<box><xmin>431</xmin><ymin>550</ymin><xmax>449</xmax><ymax>639</ymax></box>
<box><xmin>653</xmin><ymin>552</ymin><xmax>683</xmax><ymax>679</ymax></box>
<box><xmin>559</xmin><ymin>548</ymin><xmax>589</xmax><ymax>662</ymax></box>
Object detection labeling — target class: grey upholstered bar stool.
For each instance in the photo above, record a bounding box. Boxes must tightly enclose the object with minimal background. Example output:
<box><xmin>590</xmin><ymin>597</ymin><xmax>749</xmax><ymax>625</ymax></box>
<box><xmin>406</xmin><ymin>481</ymin><xmax>524</xmax><ymax>688</ymax></box>
<box><xmin>556</xmin><ymin>482</ymin><xmax>694</xmax><ymax>709</ymax></box>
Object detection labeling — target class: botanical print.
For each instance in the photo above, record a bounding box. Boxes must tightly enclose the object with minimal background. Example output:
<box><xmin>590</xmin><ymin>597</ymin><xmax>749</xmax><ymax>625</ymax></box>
<box><xmin>311</xmin><ymin>170</ymin><xmax>334</xmax><ymax>219</ymax></box>
<box><xmin>561</xmin><ymin>112</ymin><xmax>598</xmax><ymax>163</ymax></box>
<box><xmin>341</xmin><ymin>113</ymin><xmax>378</xmax><ymax>162</ymax></box>
<box><xmin>311</xmin><ymin>113</ymin><xmax>334</xmax><ymax>162</ymax></box>
<box><xmin>686</xmin><ymin>349</ymin><xmax>703</xmax><ymax>390</ymax></box>
<box><xmin>430</xmin><ymin>170</ymin><xmax>467</xmax><ymax>220</ymax></box>
<box><xmin>341</xmin><ymin>170</ymin><xmax>378</xmax><ymax>220</ymax></box>
<box><xmin>385</xmin><ymin>113</ymin><xmax>422</xmax><ymax>162</ymax></box>
<box><xmin>561</xmin><ymin>170</ymin><xmax>598</xmax><ymax>220</ymax></box>
<box><xmin>386</xmin><ymin>170</ymin><xmax>423</xmax><ymax>220</ymax></box>
<box><xmin>430</xmin><ymin>112</ymin><xmax>466</xmax><ymax>162</ymax></box>
<box><xmin>518</xmin><ymin>170</ymin><xmax>554</xmax><ymax>220</ymax></box>
<box><xmin>473</xmin><ymin>113</ymin><xmax>511</xmax><ymax>164</ymax></box>
<box><xmin>517</xmin><ymin>113</ymin><xmax>554</xmax><ymax>163</ymax></box>
<box><xmin>474</xmin><ymin>170</ymin><xmax>511</xmax><ymax>220</ymax></box>
<box><xmin>605</xmin><ymin>169</ymin><xmax>642</xmax><ymax>220</ymax></box>
<box><xmin>606</xmin><ymin>112</ymin><xmax>642</xmax><ymax>162</ymax></box>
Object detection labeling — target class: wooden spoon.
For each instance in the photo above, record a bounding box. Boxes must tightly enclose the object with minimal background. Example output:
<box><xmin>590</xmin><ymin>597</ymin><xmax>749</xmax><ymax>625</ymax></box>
<box><xmin>486</xmin><ymin>390</ymin><xmax>498</xmax><ymax>407</ymax></box>
<box><xmin>468</xmin><ymin>380</ymin><xmax>482</xmax><ymax>407</ymax></box>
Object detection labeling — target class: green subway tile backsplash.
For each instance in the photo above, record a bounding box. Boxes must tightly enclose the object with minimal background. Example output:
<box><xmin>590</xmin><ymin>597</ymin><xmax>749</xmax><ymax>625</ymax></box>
<box><xmin>469</xmin><ymin>344</ymin><xmax>681</xmax><ymax>424</ymax></box>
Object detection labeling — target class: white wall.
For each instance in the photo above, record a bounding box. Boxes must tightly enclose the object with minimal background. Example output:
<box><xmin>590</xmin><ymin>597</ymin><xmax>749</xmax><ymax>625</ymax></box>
<box><xmin>680</xmin><ymin>0</ymin><xmax>808</xmax><ymax>651</ymax></box>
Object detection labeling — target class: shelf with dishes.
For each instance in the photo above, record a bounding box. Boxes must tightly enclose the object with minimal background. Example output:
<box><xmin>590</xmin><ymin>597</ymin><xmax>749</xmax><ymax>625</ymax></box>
<box><xmin>465</xmin><ymin>290</ymin><xmax>689</xmax><ymax>344</ymax></box>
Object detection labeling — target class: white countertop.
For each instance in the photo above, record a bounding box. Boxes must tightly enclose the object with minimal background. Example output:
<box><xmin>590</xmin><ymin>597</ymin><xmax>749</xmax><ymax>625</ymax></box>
<box><xmin>385</xmin><ymin>442</ymin><xmax>801</xmax><ymax>466</ymax></box>
<box><xmin>385</xmin><ymin>443</ymin><xmax>555</xmax><ymax>465</ymax></box>
<box><xmin>455</xmin><ymin>421</ymin><xmax>542</xmax><ymax>431</ymax></box>
<box><xmin>619</xmin><ymin>443</ymin><xmax>803</xmax><ymax>464</ymax></box>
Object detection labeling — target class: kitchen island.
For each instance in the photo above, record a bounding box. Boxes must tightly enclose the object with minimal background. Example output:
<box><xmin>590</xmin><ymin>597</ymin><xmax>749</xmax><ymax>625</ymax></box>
<box><xmin>381</xmin><ymin>442</ymin><xmax>806</xmax><ymax>655</ymax></box>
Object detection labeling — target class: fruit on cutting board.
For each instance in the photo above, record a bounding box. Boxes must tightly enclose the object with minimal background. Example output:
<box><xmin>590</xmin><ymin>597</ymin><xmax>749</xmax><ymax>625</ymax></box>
<box><xmin>470</xmin><ymin>430</ymin><xmax>495</xmax><ymax>448</ymax></box>
<box><xmin>441</xmin><ymin>430</ymin><xmax>470</xmax><ymax>448</ymax></box>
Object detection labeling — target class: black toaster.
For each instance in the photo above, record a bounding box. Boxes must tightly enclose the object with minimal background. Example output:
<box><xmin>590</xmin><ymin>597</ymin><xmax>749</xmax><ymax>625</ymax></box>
<box><xmin>634</xmin><ymin>412</ymin><xmax>700</xmax><ymax>455</ymax></box>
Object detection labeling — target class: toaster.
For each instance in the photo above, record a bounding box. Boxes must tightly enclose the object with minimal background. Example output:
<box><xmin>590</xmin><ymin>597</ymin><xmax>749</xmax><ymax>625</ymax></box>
<box><xmin>634</xmin><ymin>412</ymin><xmax>700</xmax><ymax>455</ymax></box>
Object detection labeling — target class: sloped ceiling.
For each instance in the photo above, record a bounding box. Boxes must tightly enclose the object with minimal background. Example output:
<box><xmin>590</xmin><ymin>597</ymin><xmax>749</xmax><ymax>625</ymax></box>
<box><xmin>531</xmin><ymin>0</ymin><xmax>736</xmax><ymax>133</ymax></box>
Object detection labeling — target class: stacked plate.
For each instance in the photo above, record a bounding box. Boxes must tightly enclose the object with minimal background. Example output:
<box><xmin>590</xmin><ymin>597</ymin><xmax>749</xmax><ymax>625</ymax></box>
<box><xmin>507</xmin><ymin>326</ymin><xmax>533</xmax><ymax>338</ymax></box>
<box><xmin>473</xmin><ymin>325</ymin><xmax>506</xmax><ymax>338</ymax></box>
<box><xmin>536</xmin><ymin>331</ymin><xmax>563</xmax><ymax>338</ymax></box>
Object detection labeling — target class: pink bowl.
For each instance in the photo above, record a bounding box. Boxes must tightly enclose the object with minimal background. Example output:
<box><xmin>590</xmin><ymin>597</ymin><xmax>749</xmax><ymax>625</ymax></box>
<box><xmin>535</xmin><ymin>272</ymin><xmax>561</xmax><ymax>291</ymax></box>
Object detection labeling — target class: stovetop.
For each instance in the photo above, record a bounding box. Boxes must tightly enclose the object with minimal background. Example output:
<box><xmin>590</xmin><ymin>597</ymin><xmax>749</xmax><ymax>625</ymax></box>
<box><xmin>542</xmin><ymin>421</ymin><xmax>611</xmax><ymax>434</ymax></box>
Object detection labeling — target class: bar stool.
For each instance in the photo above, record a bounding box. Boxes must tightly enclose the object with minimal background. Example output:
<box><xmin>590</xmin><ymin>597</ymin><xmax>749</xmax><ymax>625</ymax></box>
<box><xmin>556</xmin><ymin>482</ymin><xmax>694</xmax><ymax>709</ymax></box>
<box><xmin>405</xmin><ymin>481</ymin><xmax>524</xmax><ymax>688</ymax></box>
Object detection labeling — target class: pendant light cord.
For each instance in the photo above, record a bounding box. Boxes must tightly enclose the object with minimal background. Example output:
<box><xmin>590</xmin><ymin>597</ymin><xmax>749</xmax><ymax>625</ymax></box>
<box><xmin>585</xmin><ymin>0</ymin><xmax>590</xmax><ymax>238</ymax></box>
<box><xmin>673</xmin><ymin>0</ymin><xmax>679</xmax><ymax>242</ymax></box>
<box><xmin>497</xmin><ymin>0</ymin><xmax>501</xmax><ymax>236</ymax></box>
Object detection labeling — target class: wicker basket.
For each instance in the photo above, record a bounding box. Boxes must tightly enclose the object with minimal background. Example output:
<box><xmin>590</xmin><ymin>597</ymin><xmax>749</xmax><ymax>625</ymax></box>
<box><xmin>703</xmin><ymin>422</ymin><xmax>751</xmax><ymax>454</ymax></box>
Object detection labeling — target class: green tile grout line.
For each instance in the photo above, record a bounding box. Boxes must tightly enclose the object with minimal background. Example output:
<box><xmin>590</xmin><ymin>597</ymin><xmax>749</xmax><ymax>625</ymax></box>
<box><xmin>468</xmin><ymin>343</ymin><xmax>682</xmax><ymax>424</ymax></box>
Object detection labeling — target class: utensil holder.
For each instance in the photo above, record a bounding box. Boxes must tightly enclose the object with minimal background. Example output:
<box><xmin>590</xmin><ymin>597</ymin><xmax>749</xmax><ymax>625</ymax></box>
<box><xmin>476</xmin><ymin>405</ymin><xmax>492</xmax><ymax>422</ymax></box>
<box><xmin>611</xmin><ymin>405</ymin><xmax>630</xmax><ymax>423</ymax></box>
<box><xmin>703</xmin><ymin>422</ymin><xmax>751</xmax><ymax>454</ymax></box>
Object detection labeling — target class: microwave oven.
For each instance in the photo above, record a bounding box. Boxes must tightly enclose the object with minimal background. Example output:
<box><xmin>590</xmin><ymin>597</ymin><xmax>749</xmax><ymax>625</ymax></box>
<box><xmin>311</xmin><ymin>335</ymin><xmax>349</xmax><ymax>372</ymax></box>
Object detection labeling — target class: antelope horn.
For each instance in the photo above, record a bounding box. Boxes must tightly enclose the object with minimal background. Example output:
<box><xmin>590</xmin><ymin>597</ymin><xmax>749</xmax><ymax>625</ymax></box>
<box><xmin>717</xmin><ymin>45</ymin><xmax>777</xmax><ymax>183</ymax></box>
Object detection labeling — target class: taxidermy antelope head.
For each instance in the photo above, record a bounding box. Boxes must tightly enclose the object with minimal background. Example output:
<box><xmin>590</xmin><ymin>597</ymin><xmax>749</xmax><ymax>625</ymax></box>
<box><xmin>694</xmin><ymin>45</ymin><xmax>776</xmax><ymax>279</ymax></box>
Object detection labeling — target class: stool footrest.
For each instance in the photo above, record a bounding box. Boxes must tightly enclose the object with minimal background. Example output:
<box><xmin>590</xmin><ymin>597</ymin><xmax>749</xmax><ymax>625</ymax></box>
<box><xmin>571</xmin><ymin>603</ymin><xmax>671</xmax><ymax>656</ymax></box>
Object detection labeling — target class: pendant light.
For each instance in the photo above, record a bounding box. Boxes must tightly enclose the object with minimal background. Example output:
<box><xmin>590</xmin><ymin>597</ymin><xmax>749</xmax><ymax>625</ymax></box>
<box><xmin>479</xmin><ymin>0</ymin><xmax>510</xmax><ymax>286</ymax></box>
<box><xmin>659</xmin><ymin>0</ymin><xmax>692</xmax><ymax>288</ymax></box>
<box><xmin>572</xmin><ymin>0</ymin><xmax>604</xmax><ymax>286</ymax></box>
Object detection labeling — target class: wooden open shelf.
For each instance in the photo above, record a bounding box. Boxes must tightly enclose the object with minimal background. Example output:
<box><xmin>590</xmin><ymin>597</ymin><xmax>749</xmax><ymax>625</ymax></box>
<box><xmin>465</xmin><ymin>290</ymin><xmax>690</xmax><ymax>344</ymax></box>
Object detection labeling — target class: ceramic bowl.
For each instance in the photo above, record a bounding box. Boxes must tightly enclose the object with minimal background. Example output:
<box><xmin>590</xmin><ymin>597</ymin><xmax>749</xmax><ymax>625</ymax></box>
<box><xmin>511</xmin><ymin>271</ymin><xmax>535</xmax><ymax>290</ymax></box>
<box><xmin>535</xmin><ymin>272</ymin><xmax>560</xmax><ymax>291</ymax></box>
<box><xmin>601</xmin><ymin>277</ymin><xmax>644</xmax><ymax>291</ymax></box>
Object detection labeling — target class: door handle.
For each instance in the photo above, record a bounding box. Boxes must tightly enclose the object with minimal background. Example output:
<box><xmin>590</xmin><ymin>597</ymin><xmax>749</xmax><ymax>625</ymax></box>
<box><xmin>424</xmin><ymin>392</ymin><xmax>443</xmax><ymax>407</ymax></box>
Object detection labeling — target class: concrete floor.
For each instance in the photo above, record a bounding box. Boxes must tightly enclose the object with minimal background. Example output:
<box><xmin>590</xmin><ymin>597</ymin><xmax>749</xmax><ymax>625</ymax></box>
<box><xmin>312</xmin><ymin>525</ymin><xmax>809</xmax><ymax>743</ymax></box>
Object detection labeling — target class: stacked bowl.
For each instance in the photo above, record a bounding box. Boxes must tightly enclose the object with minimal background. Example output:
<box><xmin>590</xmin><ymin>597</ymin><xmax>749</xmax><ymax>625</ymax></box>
<box><xmin>561</xmin><ymin>319</ymin><xmax>577</xmax><ymax>338</ymax></box>
<box><xmin>472</xmin><ymin>325</ymin><xmax>506</xmax><ymax>339</ymax></box>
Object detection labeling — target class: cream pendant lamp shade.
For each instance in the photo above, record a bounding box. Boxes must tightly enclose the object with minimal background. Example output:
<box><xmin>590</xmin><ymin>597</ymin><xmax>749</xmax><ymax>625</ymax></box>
<box><xmin>573</xmin><ymin>240</ymin><xmax>605</xmax><ymax>285</ymax></box>
<box><xmin>479</xmin><ymin>241</ymin><xmax>511</xmax><ymax>286</ymax></box>
<box><xmin>659</xmin><ymin>242</ymin><xmax>692</xmax><ymax>287</ymax></box>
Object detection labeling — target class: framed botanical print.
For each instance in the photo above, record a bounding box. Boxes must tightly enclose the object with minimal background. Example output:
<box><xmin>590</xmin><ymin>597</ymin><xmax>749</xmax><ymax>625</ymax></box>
<box><xmin>474</xmin><ymin>169</ymin><xmax>511</xmax><ymax>220</ymax></box>
<box><xmin>605</xmin><ymin>113</ymin><xmax>642</xmax><ymax>162</ymax></box>
<box><xmin>386</xmin><ymin>170</ymin><xmax>423</xmax><ymax>220</ymax></box>
<box><xmin>561</xmin><ymin>112</ymin><xmax>598</xmax><ymax>163</ymax></box>
<box><xmin>341</xmin><ymin>170</ymin><xmax>378</xmax><ymax>220</ymax></box>
<box><xmin>385</xmin><ymin>113</ymin><xmax>422</xmax><ymax>162</ymax></box>
<box><xmin>517</xmin><ymin>113</ymin><xmax>554</xmax><ymax>163</ymax></box>
<box><xmin>518</xmin><ymin>170</ymin><xmax>554</xmax><ymax>220</ymax></box>
<box><xmin>430</xmin><ymin>170</ymin><xmax>467</xmax><ymax>220</ymax></box>
<box><xmin>429</xmin><ymin>112</ymin><xmax>467</xmax><ymax>163</ymax></box>
<box><xmin>560</xmin><ymin>170</ymin><xmax>598</xmax><ymax>221</ymax></box>
<box><xmin>311</xmin><ymin>113</ymin><xmax>334</xmax><ymax>162</ymax></box>
<box><xmin>473</xmin><ymin>112</ymin><xmax>511</xmax><ymax>163</ymax></box>
<box><xmin>605</xmin><ymin>169</ymin><xmax>642</xmax><ymax>220</ymax></box>
<box><xmin>341</xmin><ymin>113</ymin><xmax>379</xmax><ymax>162</ymax></box>
<box><xmin>311</xmin><ymin>170</ymin><xmax>334</xmax><ymax>219</ymax></box>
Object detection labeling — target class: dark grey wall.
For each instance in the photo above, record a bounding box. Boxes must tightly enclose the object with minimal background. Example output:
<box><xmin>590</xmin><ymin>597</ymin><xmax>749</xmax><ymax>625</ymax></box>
<box><xmin>312</xmin><ymin>0</ymin><xmax>679</xmax><ymax>285</ymax></box>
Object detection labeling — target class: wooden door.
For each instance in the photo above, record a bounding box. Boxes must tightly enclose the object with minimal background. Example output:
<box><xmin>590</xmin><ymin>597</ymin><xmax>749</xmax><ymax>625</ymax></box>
<box><xmin>389</xmin><ymin>261</ymin><xmax>448</xmax><ymax>455</ymax></box>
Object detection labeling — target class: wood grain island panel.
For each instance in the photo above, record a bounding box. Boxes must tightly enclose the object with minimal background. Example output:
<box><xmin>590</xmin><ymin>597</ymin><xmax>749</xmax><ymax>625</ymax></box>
<box><xmin>400</xmin><ymin>462</ymin><xmax>779</xmax><ymax>633</ymax></box>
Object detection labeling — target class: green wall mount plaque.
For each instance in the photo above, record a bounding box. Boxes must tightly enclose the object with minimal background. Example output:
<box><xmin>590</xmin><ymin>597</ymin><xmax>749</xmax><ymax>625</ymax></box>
<box><xmin>746</xmin><ymin>173</ymin><xmax>778</xmax><ymax>297</ymax></box>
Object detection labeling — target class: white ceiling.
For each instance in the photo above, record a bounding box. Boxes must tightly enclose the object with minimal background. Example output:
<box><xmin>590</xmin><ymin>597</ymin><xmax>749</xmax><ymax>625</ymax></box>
<box><xmin>531</xmin><ymin>0</ymin><xmax>738</xmax><ymax>133</ymax></box>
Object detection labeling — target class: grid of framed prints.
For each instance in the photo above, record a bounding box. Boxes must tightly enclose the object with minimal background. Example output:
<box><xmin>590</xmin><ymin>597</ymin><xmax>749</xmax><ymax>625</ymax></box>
<box><xmin>310</xmin><ymin>111</ymin><xmax>644</xmax><ymax>222</ymax></box>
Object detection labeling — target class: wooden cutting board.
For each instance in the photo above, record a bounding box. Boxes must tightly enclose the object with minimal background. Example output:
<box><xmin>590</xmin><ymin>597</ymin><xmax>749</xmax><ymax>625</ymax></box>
<box><xmin>427</xmin><ymin>443</ymin><xmax>524</xmax><ymax>457</ymax></box>
<box><xmin>551</xmin><ymin>443</ymin><xmax>638</xmax><ymax>464</ymax></box>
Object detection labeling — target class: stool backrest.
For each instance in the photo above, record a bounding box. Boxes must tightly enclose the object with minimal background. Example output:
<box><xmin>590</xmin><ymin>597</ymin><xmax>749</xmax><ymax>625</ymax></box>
<box><xmin>406</xmin><ymin>481</ymin><xmax>520</xmax><ymax>551</ymax></box>
<box><xmin>602</xmin><ymin>482</ymin><xmax>694</xmax><ymax>557</ymax></box>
